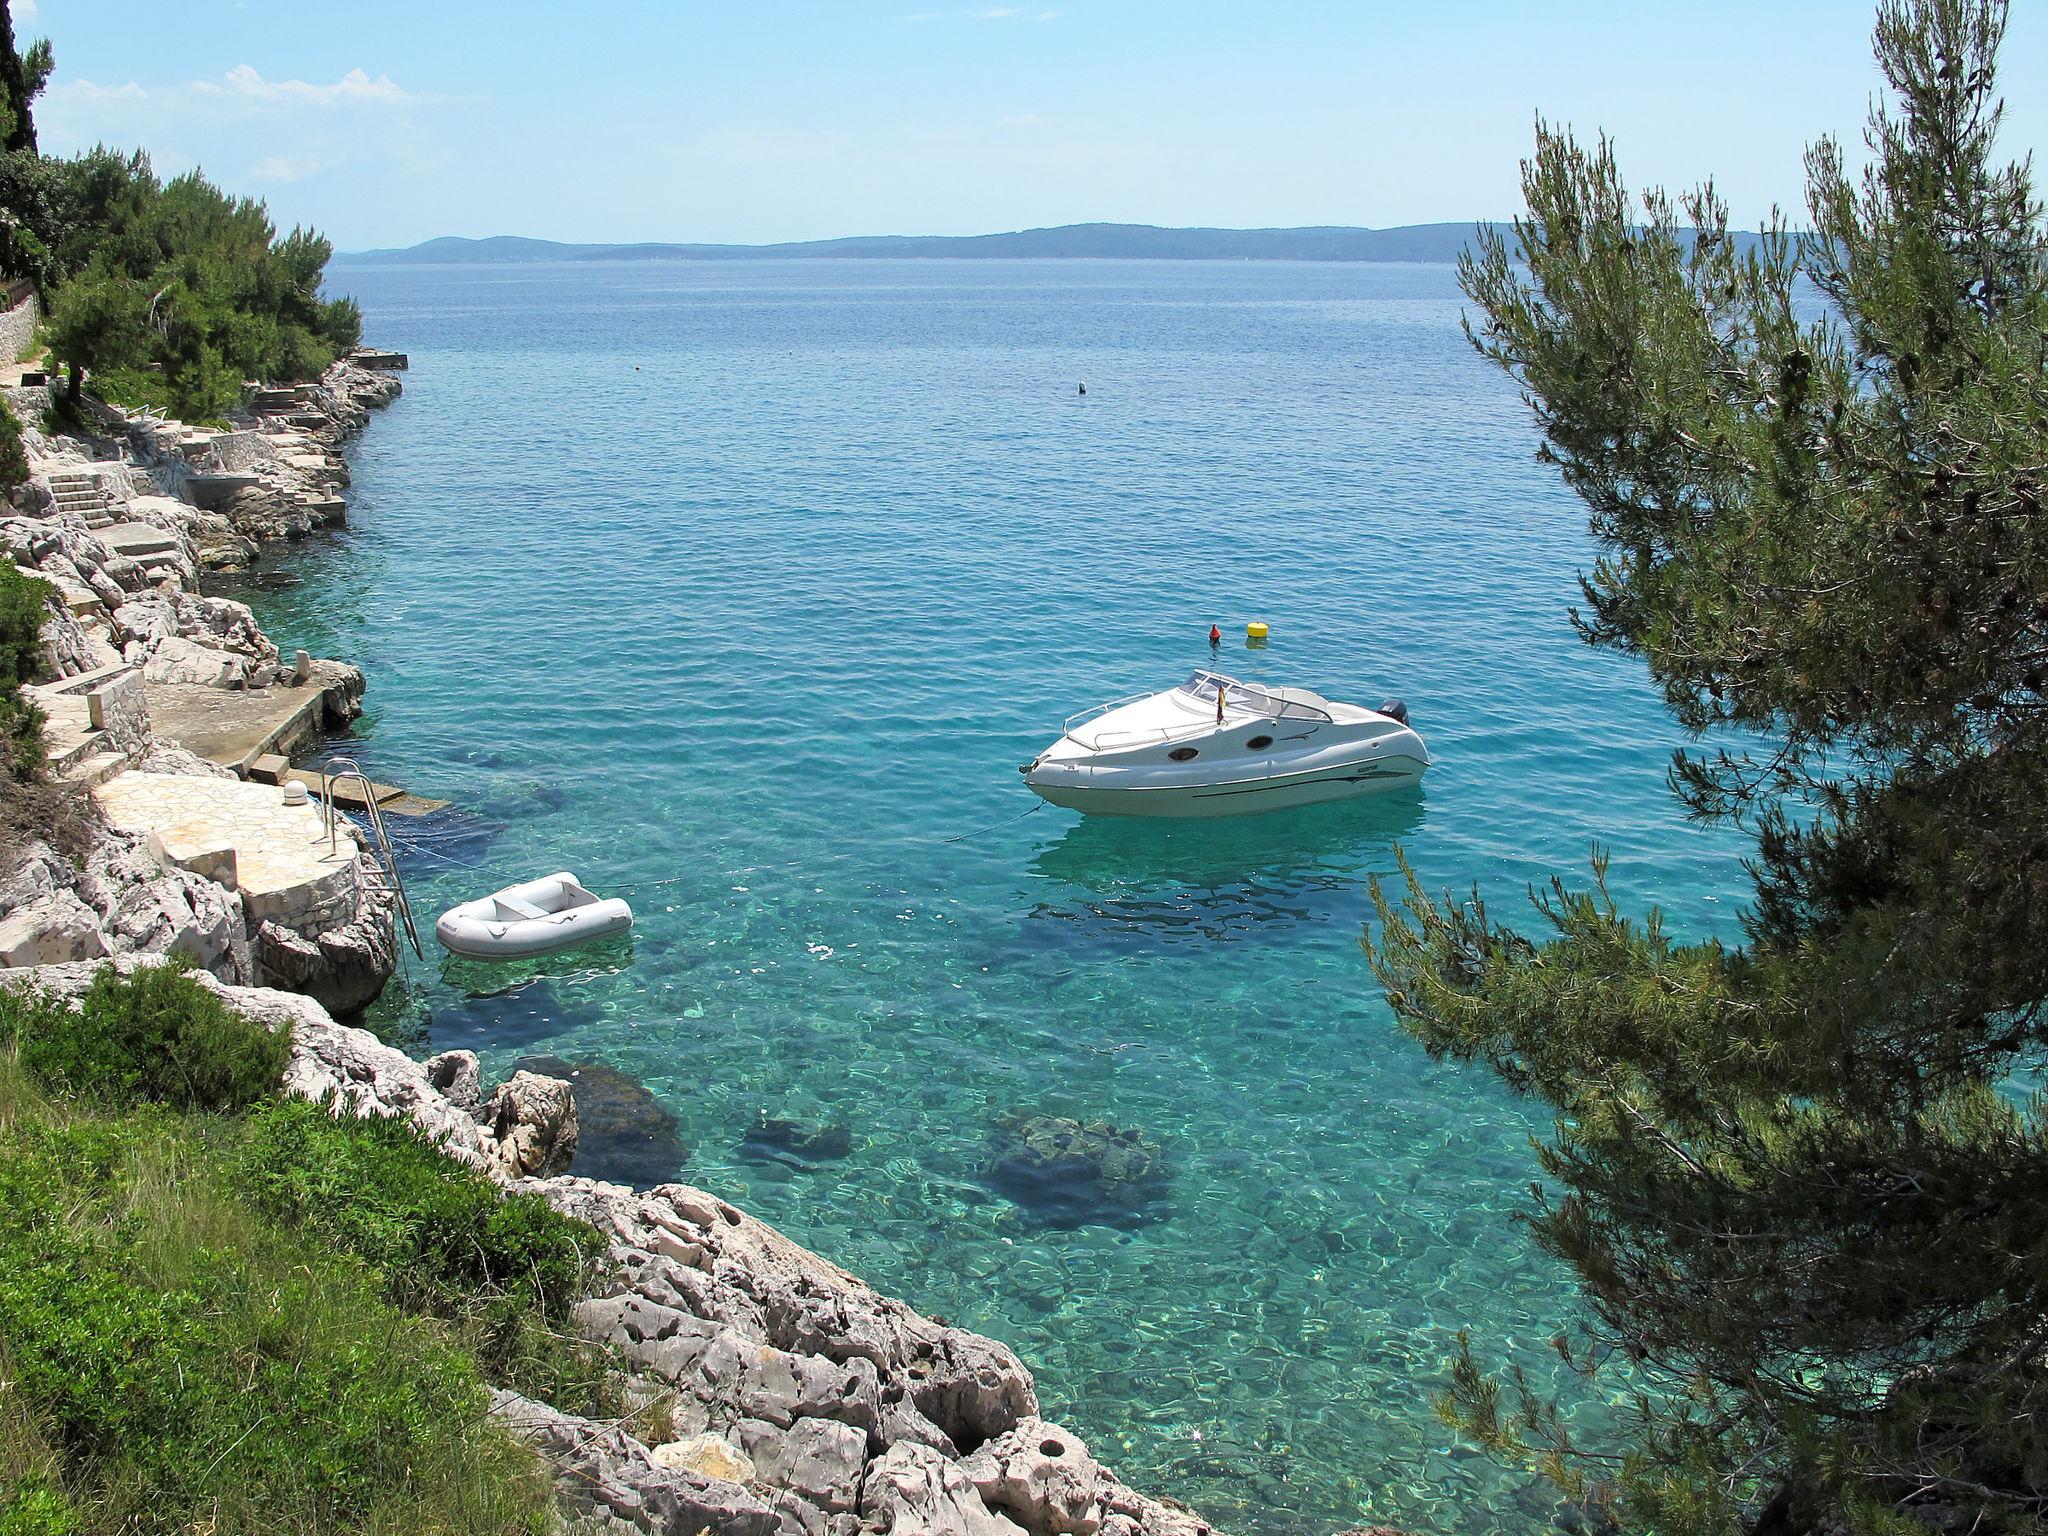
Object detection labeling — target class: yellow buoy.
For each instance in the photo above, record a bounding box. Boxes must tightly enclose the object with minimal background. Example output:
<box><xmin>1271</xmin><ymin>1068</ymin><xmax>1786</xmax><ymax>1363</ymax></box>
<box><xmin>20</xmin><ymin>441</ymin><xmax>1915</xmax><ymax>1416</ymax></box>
<box><xmin>1246</xmin><ymin>621</ymin><xmax>1269</xmax><ymax>640</ymax></box>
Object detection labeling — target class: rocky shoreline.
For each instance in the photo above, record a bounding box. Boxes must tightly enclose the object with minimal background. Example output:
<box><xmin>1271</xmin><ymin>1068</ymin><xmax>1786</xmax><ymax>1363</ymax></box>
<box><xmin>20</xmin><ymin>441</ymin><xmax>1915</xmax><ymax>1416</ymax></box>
<box><xmin>0</xmin><ymin>360</ymin><xmax>1240</xmax><ymax>1536</ymax></box>
<box><xmin>1</xmin><ymin>357</ymin><xmax>405</xmax><ymax>1013</ymax></box>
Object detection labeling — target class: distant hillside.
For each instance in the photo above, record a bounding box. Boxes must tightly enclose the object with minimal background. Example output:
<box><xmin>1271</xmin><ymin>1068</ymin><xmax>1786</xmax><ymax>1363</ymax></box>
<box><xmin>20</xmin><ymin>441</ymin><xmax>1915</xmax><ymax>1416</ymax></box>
<box><xmin>334</xmin><ymin>222</ymin><xmax>1489</xmax><ymax>265</ymax></box>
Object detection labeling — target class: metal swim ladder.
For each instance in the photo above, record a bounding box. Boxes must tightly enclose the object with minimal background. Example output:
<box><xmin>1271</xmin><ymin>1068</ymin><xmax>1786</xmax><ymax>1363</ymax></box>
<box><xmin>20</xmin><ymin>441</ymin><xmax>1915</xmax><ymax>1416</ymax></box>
<box><xmin>320</xmin><ymin>756</ymin><xmax>423</xmax><ymax>958</ymax></box>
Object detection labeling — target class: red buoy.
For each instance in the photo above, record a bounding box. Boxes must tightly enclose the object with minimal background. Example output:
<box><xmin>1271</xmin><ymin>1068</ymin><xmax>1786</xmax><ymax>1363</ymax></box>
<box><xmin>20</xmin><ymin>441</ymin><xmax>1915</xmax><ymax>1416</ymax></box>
<box><xmin>1208</xmin><ymin>624</ymin><xmax>1222</xmax><ymax>646</ymax></box>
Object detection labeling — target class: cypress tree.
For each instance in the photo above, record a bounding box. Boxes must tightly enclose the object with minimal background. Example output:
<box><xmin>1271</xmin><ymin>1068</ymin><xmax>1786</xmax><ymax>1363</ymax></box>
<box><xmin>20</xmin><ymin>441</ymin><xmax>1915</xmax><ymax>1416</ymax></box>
<box><xmin>1366</xmin><ymin>2</ymin><xmax>2048</xmax><ymax>1531</ymax></box>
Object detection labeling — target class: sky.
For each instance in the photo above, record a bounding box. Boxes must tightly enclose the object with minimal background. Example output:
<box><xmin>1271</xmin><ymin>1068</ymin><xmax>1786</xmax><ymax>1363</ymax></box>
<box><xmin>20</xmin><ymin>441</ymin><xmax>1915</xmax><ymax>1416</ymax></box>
<box><xmin>17</xmin><ymin>0</ymin><xmax>2048</xmax><ymax>252</ymax></box>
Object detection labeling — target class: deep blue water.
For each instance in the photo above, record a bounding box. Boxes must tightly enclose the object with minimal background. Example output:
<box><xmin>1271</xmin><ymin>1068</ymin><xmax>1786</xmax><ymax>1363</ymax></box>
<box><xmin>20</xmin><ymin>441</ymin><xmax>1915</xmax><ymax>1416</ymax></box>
<box><xmin>247</xmin><ymin>258</ymin><xmax>1753</xmax><ymax>1536</ymax></box>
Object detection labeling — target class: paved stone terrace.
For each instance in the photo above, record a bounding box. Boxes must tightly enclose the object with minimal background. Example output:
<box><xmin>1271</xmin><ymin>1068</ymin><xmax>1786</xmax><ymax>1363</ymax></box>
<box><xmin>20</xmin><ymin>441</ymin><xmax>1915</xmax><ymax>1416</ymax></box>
<box><xmin>94</xmin><ymin>772</ymin><xmax>361</xmax><ymax>929</ymax></box>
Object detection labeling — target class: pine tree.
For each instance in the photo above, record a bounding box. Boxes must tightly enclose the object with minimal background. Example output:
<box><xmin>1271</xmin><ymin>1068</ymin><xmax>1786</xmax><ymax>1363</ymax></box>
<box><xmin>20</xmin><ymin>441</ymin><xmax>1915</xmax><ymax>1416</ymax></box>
<box><xmin>1364</xmin><ymin>2</ymin><xmax>2048</xmax><ymax>1531</ymax></box>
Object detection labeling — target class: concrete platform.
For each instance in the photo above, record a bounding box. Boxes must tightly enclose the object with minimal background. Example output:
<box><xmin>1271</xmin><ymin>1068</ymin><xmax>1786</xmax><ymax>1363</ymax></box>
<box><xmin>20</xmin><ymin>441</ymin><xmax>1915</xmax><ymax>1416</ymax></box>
<box><xmin>246</xmin><ymin>754</ymin><xmax>448</xmax><ymax>816</ymax></box>
<box><xmin>144</xmin><ymin>662</ymin><xmax>358</xmax><ymax>772</ymax></box>
<box><xmin>94</xmin><ymin>771</ymin><xmax>360</xmax><ymax>929</ymax></box>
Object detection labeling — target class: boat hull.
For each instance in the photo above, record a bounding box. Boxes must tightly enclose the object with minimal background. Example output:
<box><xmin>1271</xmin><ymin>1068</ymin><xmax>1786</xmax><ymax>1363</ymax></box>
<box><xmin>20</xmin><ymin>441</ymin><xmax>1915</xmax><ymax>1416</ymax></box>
<box><xmin>435</xmin><ymin>871</ymin><xmax>634</xmax><ymax>960</ymax></box>
<box><xmin>1026</xmin><ymin>752</ymin><xmax>1428</xmax><ymax>818</ymax></box>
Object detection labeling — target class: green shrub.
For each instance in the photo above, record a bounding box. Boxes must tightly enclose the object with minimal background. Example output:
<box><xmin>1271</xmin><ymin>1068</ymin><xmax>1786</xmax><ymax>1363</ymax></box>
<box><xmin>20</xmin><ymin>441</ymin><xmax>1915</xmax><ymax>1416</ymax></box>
<box><xmin>0</xmin><ymin>1479</ymin><xmax>73</xmax><ymax>1536</ymax></box>
<box><xmin>235</xmin><ymin>1098</ymin><xmax>614</xmax><ymax>1407</ymax></box>
<box><xmin>238</xmin><ymin>1098</ymin><xmax>604</xmax><ymax>1318</ymax></box>
<box><xmin>1</xmin><ymin>964</ymin><xmax>289</xmax><ymax>1111</ymax></box>
<box><xmin>0</xmin><ymin>1100</ymin><xmax>554</xmax><ymax>1536</ymax></box>
<box><xmin>0</xmin><ymin>558</ymin><xmax>50</xmax><ymax>780</ymax></box>
<box><xmin>0</xmin><ymin>395</ymin><xmax>27</xmax><ymax>493</ymax></box>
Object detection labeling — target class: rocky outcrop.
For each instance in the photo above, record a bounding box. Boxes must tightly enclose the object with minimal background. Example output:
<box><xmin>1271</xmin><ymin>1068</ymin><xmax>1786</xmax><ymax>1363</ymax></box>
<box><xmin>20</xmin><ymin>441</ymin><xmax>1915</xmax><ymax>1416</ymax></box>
<box><xmin>0</xmin><ymin>793</ymin><xmax>396</xmax><ymax>1015</ymax></box>
<box><xmin>5</xmin><ymin>356</ymin><xmax>400</xmax><ymax>1011</ymax></box>
<box><xmin>482</xmin><ymin>1069</ymin><xmax>582</xmax><ymax>1178</ymax></box>
<box><xmin>0</xmin><ymin>833</ymin><xmax>251</xmax><ymax>979</ymax></box>
<box><xmin>490</xmin><ymin>1390</ymin><xmax>783</xmax><ymax>1536</ymax></box>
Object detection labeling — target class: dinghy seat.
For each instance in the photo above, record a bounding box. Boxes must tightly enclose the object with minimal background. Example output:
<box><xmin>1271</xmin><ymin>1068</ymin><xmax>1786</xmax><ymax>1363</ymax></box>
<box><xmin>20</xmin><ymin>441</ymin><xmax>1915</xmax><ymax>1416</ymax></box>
<box><xmin>491</xmin><ymin>894</ymin><xmax>551</xmax><ymax>922</ymax></box>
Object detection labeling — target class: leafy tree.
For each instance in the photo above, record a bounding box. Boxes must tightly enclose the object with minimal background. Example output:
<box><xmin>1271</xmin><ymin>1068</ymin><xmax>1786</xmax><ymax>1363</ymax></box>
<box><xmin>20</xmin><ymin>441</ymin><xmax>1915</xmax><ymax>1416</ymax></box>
<box><xmin>0</xmin><ymin>0</ymin><xmax>51</xmax><ymax>155</ymax></box>
<box><xmin>1365</xmin><ymin>2</ymin><xmax>2048</xmax><ymax>1532</ymax></box>
<box><xmin>0</xmin><ymin>12</ymin><xmax>363</xmax><ymax>420</ymax></box>
<box><xmin>38</xmin><ymin>257</ymin><xmax>149</xmax><ymax>405</ymax></box>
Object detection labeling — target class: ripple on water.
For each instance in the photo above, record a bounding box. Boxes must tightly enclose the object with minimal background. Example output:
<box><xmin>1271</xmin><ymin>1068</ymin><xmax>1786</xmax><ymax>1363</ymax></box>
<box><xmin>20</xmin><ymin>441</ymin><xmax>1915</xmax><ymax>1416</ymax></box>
<box><xmin>251</xmin><ymin>257</ymin><xmax>1755</xmax><ymax>1536</ymax></box>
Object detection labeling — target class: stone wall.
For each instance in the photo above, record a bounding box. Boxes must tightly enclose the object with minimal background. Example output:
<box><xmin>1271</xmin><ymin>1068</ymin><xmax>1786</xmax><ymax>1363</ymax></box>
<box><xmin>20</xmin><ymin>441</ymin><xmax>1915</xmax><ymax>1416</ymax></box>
<box><xmin>0</xmin><ymin>288</ymin><xmax>41</xmax><ymax>366</ymax></box>
<box><xmin>210</xmin><ymin>429</ymin><xmax>271</xmax><ymax>472</ymax></box>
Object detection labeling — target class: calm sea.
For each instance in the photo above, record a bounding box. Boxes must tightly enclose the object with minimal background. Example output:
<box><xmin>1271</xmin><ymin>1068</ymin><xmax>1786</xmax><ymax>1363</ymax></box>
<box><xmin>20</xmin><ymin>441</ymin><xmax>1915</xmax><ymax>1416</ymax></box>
<box><xmin>245</xmin><ymin>258</ymin><xmax>1752</xmax><ymax>1536</ymax></box>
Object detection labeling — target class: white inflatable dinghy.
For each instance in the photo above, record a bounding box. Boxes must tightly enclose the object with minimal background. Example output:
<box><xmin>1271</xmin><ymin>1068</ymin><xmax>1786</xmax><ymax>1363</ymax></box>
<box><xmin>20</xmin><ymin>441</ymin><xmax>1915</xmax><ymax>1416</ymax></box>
<box><xmin>435</xmin><ymin>872</ymin><xmax>633</xmax><ymax>960</ymax></box>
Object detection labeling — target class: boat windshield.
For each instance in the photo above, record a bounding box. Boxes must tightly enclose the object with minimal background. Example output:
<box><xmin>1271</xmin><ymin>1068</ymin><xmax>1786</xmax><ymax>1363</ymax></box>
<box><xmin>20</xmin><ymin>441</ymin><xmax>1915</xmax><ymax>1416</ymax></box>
<box><xmin>1175</xmin><ymin>671</ymin><xmax>1333</xmax><ymax>722</ymax></box>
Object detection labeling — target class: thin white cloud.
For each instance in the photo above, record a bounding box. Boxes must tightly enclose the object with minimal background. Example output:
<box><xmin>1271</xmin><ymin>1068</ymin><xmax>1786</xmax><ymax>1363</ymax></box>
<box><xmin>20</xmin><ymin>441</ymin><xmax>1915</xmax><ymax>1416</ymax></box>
<box><xmin>14</xmin><ymin>0</ymin><xmax>36</xmax><ymax>20</ymax></box>
<box><xmin>198</xmin><ymin>65</ymin><xmax>412</xmax><ymax>107</ymax></box>
<box><xmin>247</xmin><ymin>154</ymin><xmax>324</xmax><ymax>185</ymax></box>
<box><xmin>49</xmin><ymin>66</ymin><xmax>418</xmax><ymax>116</ymax></box>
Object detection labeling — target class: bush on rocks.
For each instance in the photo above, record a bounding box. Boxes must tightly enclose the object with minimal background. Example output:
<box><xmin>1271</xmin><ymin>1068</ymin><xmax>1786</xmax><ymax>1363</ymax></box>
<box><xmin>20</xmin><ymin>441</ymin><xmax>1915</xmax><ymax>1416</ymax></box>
<box><xmin>0</xmin><ymin>1058</ymin><xmax>555</xmax><ymax>1536</ymax></box>
<box><xmin>0</xmin><ymin>961</ymin><xmax>289</xmax><ymax>1111</ymax></box>
<box><xmin>235</xmin><ymin>1097</ymin><xmax>615</xmax><ymax>1409</ymax></box>
<box><xmin>0</xmin><ymin>396</ymin><xmax>27</xmax><ymax>493</ymax></box>
<box><xmin>0</xmin><ymin>557</ymin><xmax>51</xmax><ymax>779</ymax></box>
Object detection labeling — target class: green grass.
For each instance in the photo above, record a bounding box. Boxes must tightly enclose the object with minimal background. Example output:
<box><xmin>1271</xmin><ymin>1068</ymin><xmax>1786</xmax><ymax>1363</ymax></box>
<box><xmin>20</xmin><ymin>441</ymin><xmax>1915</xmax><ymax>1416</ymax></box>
<box><xmin>0</xmin><ymin>964</ymin><xmax>637</xmax><ymax>1534</ymax></box>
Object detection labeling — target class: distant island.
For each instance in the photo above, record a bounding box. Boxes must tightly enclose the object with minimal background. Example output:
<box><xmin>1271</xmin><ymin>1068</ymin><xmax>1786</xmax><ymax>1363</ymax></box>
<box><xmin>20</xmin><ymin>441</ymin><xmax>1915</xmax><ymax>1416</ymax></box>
<box><xmin>333</xmin><ymin>221</ymin><xmax>1489</xmax><ymax>265</ymax></box>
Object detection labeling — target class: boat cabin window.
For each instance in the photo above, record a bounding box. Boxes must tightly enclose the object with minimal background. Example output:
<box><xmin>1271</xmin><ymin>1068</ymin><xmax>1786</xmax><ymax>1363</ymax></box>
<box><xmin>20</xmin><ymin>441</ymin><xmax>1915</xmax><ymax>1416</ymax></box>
<box><xmin>1177</xmin><ymin>671</ymin><xmax>1330</xmax><ymax>723</ymax></box>
<box><xmin>1246</xmin><ymin>734</ymin><xmax>1274</xmax><ymax>751</ymax></box>
<box><xmin>1168</xmin><ymin>746</ymin><xmax>1200</xmax><ymax>761</ymax></box>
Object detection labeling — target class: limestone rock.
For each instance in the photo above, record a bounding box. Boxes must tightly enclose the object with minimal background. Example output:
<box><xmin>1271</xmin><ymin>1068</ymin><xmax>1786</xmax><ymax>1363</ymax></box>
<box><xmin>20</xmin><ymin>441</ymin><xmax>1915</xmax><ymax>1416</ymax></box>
<box><xmin>424</xmin><ymin>1048</ymin><xmax>483</xmax><ymax>1111</ymax></box>
<box><xmin>649</xmin><ymin>1432</ymin><xmax>756</xmax><ymax>1484</ymax></box>
<box><xmin>736</xmin><ymin>1415</ymin><xmax>870</xmax><ymax>1514</ymax></box>
<box><xmin>0</xmin><ymin>828</ymin><xmax>251</xmax><ymax>984</ymax></box>
<box><xmin>517</xmin><ymin>1053</ymin><xmax>687</xmax><ymax>1185</ymax></box>
<box><xmin>964</xmin><ymin>1421</ymin><xmax>1218</xmax><ymax>1536</ymax></box>
<box><xmin>961</xmin><ymin>1419</ymin><xmax>1111</xmax><ymax>1536</ymax></box>
<box><xmin>0</xmin><ymin>886</ymin><xmax>111</xmax><ymax>965</ymax></box>
<box><xmin>482</xmin><ymin>1068</ymin><xmax>582</xmax><ymax>1178</ymax></box>
<box><xmin>863</xmin><ymin>1443</ymin><xmax>1029</xmax><ymax>1536</ymax></box>
<box><xmin>491</xmin><ymin>1389</ymin><xmax>781</xmax><ymax>1536</ymax></box>
<box><xmin>252</xmin><ymin>881</ymin><xmax>396</xmax><ymax>1018</ymax></box>
<box><xmin>138</xmin><ymin>632</ymin><xmax>252</xmax><ymax>688</ymax></box>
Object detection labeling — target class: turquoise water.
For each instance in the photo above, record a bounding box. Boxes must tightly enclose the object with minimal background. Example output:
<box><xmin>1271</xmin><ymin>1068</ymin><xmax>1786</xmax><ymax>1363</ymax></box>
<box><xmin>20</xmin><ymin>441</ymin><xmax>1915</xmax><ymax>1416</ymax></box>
<box><xmin>242</xmin><ymin>259</ymin><xmax>1752</xmax><ymax>1536</ymax></box>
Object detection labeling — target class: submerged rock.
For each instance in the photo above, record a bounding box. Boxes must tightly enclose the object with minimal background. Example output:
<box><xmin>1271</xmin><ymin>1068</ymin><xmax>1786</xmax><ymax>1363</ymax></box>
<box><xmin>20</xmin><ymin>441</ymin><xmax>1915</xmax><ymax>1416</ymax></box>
<box><xmin>737</xmin><ymin>1110</ymin><xmax>853</xmax><ymax>1168</ymax></box>
<box><xmin>986</xmin><ymin>1111</ymin><xmax>1169</xmax><ymax>1229</ymax></box>
<box><xmin>517</xmin><ymin>1053</ymin><xmax>687</xmax><ymax>1187</ymax></box>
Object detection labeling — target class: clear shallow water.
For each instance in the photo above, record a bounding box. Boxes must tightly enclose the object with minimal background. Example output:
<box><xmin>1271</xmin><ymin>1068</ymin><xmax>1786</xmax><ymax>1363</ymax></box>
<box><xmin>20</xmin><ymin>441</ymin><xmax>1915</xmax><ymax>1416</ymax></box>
<box><xmin>243</xmin><ymin>259</ymin><xmax>1752</xmax><ymax>1536</ymax></box>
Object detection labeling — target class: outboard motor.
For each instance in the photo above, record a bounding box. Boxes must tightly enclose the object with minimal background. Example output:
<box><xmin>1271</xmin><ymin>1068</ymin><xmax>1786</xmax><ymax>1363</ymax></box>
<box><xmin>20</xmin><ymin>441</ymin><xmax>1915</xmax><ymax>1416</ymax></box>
<box><xmin>1378</xmin><ymin>698</ymin><xmax>1410</xmax><ymax>726</ymax></box>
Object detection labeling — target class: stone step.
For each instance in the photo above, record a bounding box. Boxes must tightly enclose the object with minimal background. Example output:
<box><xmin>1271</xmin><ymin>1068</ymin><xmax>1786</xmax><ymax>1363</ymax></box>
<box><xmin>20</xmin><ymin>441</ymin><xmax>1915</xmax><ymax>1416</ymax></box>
<box><xmin>62</xmin><ymin>751</ymin><xmax>129</xmax><ymax>789</ymax></box>
<box><xmin>97</xmin><ymin>522</ymin><xmax>182</xmax><ymax>560</ymax></box>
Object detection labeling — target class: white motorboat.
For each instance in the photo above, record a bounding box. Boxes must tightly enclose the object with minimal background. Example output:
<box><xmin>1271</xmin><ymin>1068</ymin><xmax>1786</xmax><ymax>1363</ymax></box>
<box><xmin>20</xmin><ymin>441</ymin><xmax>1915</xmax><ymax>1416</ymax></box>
<box><xmin>435</xmin><ymin>872</ymin><xmax>633</xmax><ymax>960</ymax></box>
<box><xmin>1021</xmin><ymin>670</ymin><xmax>1428</xmax><ymax>818</ymax></box>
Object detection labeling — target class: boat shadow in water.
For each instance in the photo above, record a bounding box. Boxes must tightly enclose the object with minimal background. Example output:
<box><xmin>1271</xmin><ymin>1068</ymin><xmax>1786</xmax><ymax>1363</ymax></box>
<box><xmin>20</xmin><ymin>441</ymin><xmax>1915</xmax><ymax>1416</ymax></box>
<box><xmin>1015</xmin><ymin>792</ymin><xmax>1426</xmax><ymax>953</ymax></box>
<box><xmin>419</xmin><ymin>947</ymin><xmax>636</xmax><ymax>1055</ymax></box>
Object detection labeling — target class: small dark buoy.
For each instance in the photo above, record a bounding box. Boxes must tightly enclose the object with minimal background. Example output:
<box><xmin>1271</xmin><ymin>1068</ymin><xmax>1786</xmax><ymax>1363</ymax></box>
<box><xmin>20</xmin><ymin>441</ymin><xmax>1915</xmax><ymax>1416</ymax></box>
<box><xmin>1078</xmin><ymin>382</ymin><xmax>1087</xmax><ymax>396</ymax></box>
<box><xmin>1208</xmin><ymin>624</ymin><xmax>1221</xmax><ymax>647</ymax></box>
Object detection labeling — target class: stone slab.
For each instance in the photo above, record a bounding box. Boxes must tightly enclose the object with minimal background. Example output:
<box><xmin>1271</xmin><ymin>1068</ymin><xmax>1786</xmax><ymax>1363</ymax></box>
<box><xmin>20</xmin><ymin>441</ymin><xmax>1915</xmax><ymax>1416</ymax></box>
<box><xmin>96</xmin><ymin>522</ymin><xmax>180</xmax><ymax>559</ymax></box>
